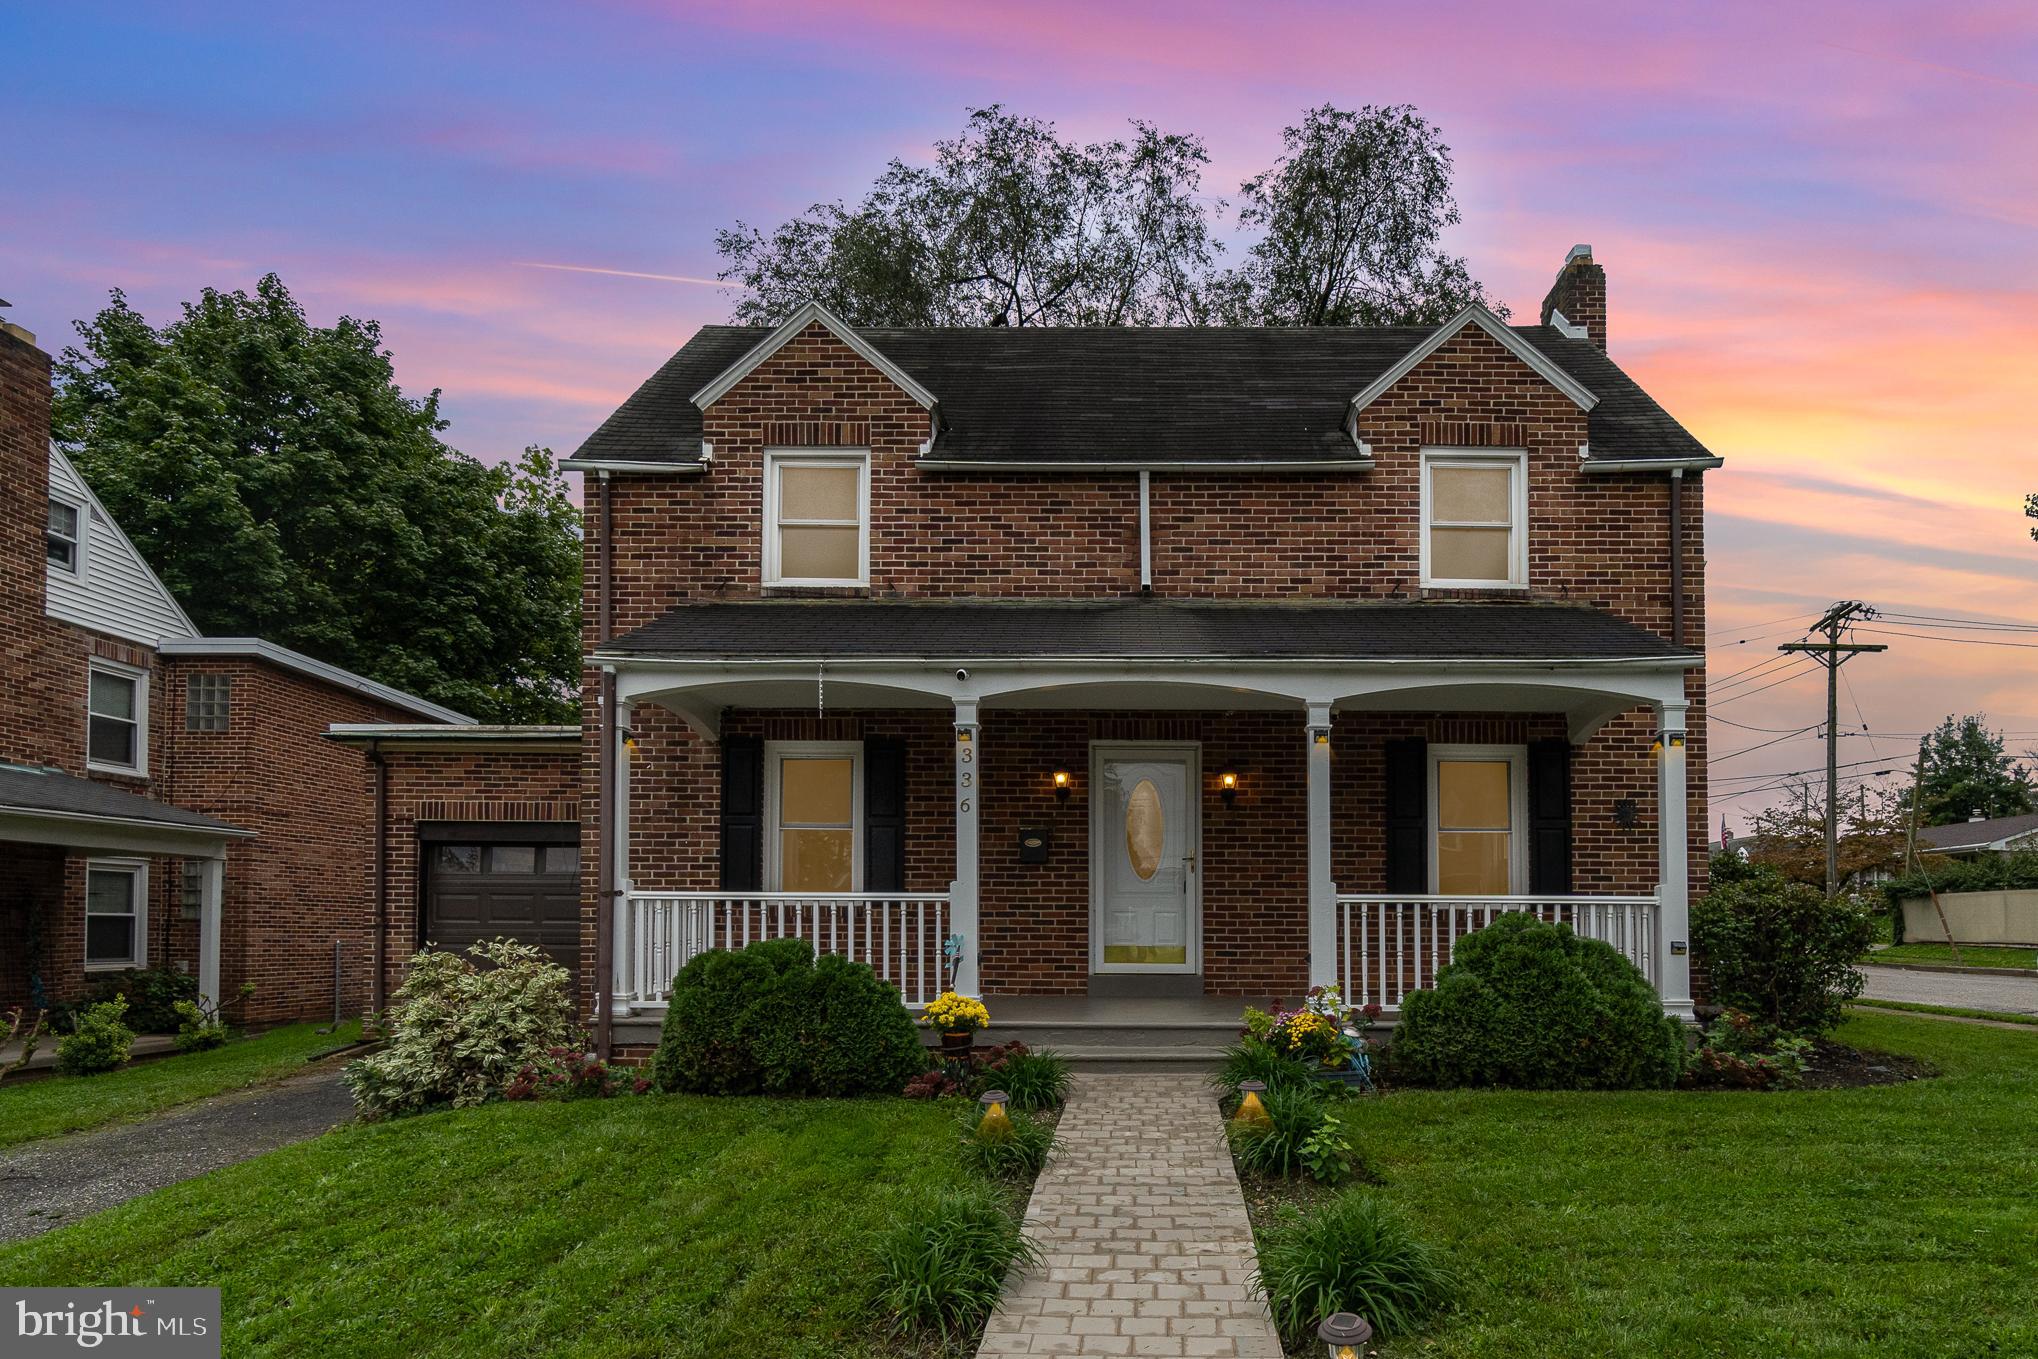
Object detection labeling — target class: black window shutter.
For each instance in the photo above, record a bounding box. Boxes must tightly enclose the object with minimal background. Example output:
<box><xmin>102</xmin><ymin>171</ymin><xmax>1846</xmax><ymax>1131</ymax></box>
<box><xmin>1382</xmin><ymin>738</ymin><xmax>1428</xmax><ymax>894</ymax></box>
<box><xmin>719</xmin><ymin>736</ymin><xmax>763</xmax><ymax>891</ymax></box>
<box><xmin>1528</xmin><ymin>738</ymin><xmax>1574</xmax><ymax>895</ymax></box>
<box><xmin>864</xmin><ymin>737</ymin><xmax>908</xmax><ymax>893</ymax></box>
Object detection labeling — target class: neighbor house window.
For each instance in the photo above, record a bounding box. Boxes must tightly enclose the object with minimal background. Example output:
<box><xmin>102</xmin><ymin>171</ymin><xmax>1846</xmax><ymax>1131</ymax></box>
<box><xmin>764</xmin><ymin>741</ymin><xmax>861</xmax><ymax>892</ymax></box>
<box><xmin>1421</xmin><ymin>450</ymin><xmax>1526</xmax><ymax>588</ymax></box>
<box><xmin>87</xmin><ymin>663</ymin><xmax>146</xmax><ymax>774</ymax></box>
<box><xmin>764</xmin><ymin>451</ymin><xmax>869</xmax><ymax>587</ymax></box>
<box><xmin>1430</xmin><ymin>746</ymin><xmax>1525</xmax><ymax>896</ymax></box>
<box><xmin>85</xmin><ymin>860</ymin><xmax>146</xmax><ymax>968</ymax></box>
<box><xmin>186</xmin><ymin>674</ymin><xmax>231</xmax><ymax>732</ymax></box>
<box><xmin>47</xmin><ymin>500</ymin><xmax>81</xmax><ymax>573</ymax></box>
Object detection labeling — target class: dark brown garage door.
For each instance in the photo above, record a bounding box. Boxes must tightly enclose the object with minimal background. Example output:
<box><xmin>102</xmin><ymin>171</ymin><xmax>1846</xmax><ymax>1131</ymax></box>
<box><xmin>423</xmin><ymin>829</ymin><xmax>580</xmax><ymax>980</ymax></box>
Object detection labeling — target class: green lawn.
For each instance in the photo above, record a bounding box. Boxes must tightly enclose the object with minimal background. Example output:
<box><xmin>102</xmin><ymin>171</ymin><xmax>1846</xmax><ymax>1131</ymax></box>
<box><xmin>1849</xmin><ymin>998</ymin><xmax>2038</xmax><ymax>1027</ymax></box>
<box><xmin>0</xmin><ymin>1022</ymin><xmax>360</xmax><ymax>1150</ymax></box>
<box><xmin>1870</xmin><ymin>942</ymin><xmax>2038</xmax><ymax>970</ymax></box>
<box><xmin>1329</xmin><ymin>1014</ymin><xmax>2038</xmax><ymax>1357</ymax></box>
<box><xmin>0</xmin><ymin>1094</ymin><xmax>974</xmax><ymax>1358</ymax></box>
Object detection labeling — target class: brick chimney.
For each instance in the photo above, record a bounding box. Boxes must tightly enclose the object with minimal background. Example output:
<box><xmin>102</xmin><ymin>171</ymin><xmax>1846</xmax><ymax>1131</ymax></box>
<box><xmin>1539</xmin><ymin>244</ymin><xmax>1606</xmax><ymax>351</ymax></box>
<box><xmin>0</xmin><ymin>316</ymin><xmax>65</xmax><ymax>768</ymax></box>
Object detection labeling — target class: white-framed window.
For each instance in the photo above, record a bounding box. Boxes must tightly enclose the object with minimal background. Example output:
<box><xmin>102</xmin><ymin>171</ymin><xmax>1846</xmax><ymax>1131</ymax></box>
<box><xmin>763</xmin><ymin>740</ymin><xmax>862</xmax><ymax>892</ymax></box>
<box><xmin>1420</xmin><ymin>449</ymin><xmax>1528</xmax><ymax>589</ymax></box>
<box><xmin>47</xmin><ymin>499</ymin><xmax>82</xmax><ymax>573</ymax></box>
<box><xmin>85</xmin><ymin>859</ymin><xmax>147</xmax><ymax>969</ymax></box>
<box><xmin>186</xmin><ymin>674</ymin><xmax>232</xmax><ymax>732</ymax></box>
<box><xmin>1428</xmin><ymin>745</ymin><xmax>1528</xmax><ymax>896</ymax></box>
<box><xmin>763</xmin><ymin>450</ymin><xmax>869</xmax><ymax>587</ymax></box>
<box><xmin>87</xmin><ymin>661</ymin><xmax>147</xmax><ymax>775</ymax></box>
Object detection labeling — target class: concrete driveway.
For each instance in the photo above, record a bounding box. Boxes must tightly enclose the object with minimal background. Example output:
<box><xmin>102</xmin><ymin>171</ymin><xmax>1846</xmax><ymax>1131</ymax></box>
<box><xmin>1856</xmin><ymin>964</ymin><xmax>2038</xmax><ymax>1017</ymax></box>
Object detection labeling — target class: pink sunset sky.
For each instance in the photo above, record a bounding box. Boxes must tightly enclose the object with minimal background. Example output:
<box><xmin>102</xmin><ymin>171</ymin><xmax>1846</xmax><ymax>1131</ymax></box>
<box><xmin>7</xmin><ymin>1</ymin><xmax>2036</xmax><ymax>833</ymax></box>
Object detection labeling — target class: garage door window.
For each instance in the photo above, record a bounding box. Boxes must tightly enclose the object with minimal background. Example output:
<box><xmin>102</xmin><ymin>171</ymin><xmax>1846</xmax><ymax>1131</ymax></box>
<box><xmin>435</xmin><ymin>845</ymin><xmax>481</xmax><ymax>874</ymax></box>
<box><xmin>543</xmin><ymin>846</ymin><xmax>578</xmax><ymax>874</ymax></box>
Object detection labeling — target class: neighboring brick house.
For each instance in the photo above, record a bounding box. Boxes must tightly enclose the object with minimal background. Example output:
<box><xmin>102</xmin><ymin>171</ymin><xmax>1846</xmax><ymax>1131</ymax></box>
<box><xmin>565</xmin><ymin>245</ymin><xmax>1717</xmax><ymax>1055</ymax></box>
<box><xmin>0</xmin><ymin>320</ymin><xmax>469</xmax><ymax>1026</ymax></box>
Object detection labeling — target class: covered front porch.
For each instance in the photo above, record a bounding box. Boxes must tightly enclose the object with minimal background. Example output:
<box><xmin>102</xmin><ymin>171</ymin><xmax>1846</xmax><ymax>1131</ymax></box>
<box><xmin>591</xmin><ymin>602</ymin><xmax>1701</xmax><ymax>1034</ymax></box>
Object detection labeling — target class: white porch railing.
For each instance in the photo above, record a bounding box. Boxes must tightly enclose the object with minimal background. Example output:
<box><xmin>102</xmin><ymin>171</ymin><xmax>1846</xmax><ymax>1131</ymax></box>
<box><xmin>1335</xmin><ymin>893</ymin><xmax>1660</xmax><ymax>1009</ymax></box>
<box><xmin>622</xmin><ymin>891</ymin><xmax>953</xmax><ymax>1007</ymax></box>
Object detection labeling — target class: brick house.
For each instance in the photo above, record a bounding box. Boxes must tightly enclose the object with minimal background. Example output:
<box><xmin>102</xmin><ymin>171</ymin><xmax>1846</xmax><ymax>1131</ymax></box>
<box><xmin>0</xmin><ymin>319</ymin><xmax>470</xmax><ymax>1026</ymax></box>
<box><xmin>565</xmin><ymin>245</ymin><xmax>1717</xmax><ymax>1056</ymax></box>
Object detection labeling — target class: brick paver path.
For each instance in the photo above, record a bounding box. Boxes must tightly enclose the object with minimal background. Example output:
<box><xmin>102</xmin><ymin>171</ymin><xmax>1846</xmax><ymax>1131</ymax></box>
<box><xmin>977</xmin><ymin>1073</ymin><xmax>1283</xmax><ymax>1358</ymax></box>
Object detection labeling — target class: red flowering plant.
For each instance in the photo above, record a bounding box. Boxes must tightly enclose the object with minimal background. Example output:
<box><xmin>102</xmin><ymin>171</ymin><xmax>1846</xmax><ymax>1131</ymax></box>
<box><xmin>502</xmin><ymin>1046</ymin><xmax>651</xmax><ymax>1101</ymax></box>
<box><xmin>902</xmin><ymin>1039</ymin><xmax>1035</xmax><ymax>1098</ymax></box>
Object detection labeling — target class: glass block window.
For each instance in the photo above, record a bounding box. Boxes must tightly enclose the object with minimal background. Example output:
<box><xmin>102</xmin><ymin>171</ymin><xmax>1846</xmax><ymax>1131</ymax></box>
<box><xmin>186</xmin><ymin>674</ymin><xmax>232</xmax><ymax>732</ymax></box>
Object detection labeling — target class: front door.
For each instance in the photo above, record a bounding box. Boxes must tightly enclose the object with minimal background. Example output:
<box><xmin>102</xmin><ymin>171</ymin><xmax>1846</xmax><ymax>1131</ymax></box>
<box><xmin>1091</xmin><ymin>743</ymin><xmax>1200</xmax><ymax>973</ymax></box>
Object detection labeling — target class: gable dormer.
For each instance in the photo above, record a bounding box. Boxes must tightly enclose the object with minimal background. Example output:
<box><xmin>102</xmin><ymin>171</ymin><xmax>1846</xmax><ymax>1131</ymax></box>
<box><xmin>45</xmin><ymin>446</ymin><xmax>197</xmax><ymax>647</ymax></box>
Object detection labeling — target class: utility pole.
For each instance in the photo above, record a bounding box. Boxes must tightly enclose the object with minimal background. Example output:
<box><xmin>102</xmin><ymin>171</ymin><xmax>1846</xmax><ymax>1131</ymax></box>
<box><xmin>1779</xmin><ymin>601</ymin><xmax>1887</xmax><ymax>898</ymax></box>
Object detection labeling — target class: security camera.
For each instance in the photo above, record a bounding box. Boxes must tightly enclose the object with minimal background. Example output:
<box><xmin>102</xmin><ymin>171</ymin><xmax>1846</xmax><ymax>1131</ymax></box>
<box><xmin>955</xmin><ymin>668</ymin><xmax>969</xmax><ymax>682</ymax></box>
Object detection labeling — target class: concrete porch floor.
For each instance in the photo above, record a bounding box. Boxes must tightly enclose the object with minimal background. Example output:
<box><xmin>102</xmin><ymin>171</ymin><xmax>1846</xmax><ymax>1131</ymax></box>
<box><xmin>981</xmin><ymin>994</ymin><xmax>1270</xmax><ymax>1028</ymax></box>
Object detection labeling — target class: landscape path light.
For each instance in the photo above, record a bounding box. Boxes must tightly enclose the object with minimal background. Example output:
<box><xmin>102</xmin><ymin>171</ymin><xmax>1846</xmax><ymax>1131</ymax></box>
<box><xmin>978</xmin><ymin>1088</ymin><xmax>1012</xmax><ymax>1138</ymax></box>
<box><xmin>1232</xmin><ymin>1079</ymin><xmax>1272</xmax><ymax>1130</ymax></box>
<box><xmin>1318</xmin><ymin>1311</ymin><xmax>1373</xmax><ymax>1358</ymax></box>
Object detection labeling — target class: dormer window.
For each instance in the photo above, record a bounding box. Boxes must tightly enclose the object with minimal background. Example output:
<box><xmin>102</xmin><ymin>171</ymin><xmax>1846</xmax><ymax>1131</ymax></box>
<box><xmin>47</xmin><ymin>499</ymin><xmax>81</xmax><ymax>573</ymax></box>
<box><xmin>764</xmin><ymin>450</ymin><xmax>869</xmax><ymax>587</ymax></box>
<box><xmin>1420</xmin><ymin>449</ymin><xmax>1527</xmax><ymax>589</ymax></box>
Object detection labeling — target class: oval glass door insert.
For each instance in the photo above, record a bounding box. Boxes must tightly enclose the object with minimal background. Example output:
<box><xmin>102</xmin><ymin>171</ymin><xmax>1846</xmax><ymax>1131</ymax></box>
<box><xmin>1125</xmin><ymin>778</ymin><xmax>1164</xmax><ymax>880</ymax></box>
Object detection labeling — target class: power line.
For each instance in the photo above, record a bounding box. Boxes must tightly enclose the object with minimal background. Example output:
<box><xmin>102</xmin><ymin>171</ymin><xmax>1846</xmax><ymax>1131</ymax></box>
<box><xmin>1712</xmin><ymin>753</ymin><xmax>1902</xmax><ymax>785</ymax></box>
<box><xmin>1711</xmin><ymin>725</ymin><xmax>1824</xmax><ymax>764</ymax></box>
<box><xmin>1713</xmin><ymin>713</ymin><xmax>1827</xmax><ymax>734</ymax></box>
<box><xmin>1709</xmin><ymin>650</ymin><xmax>1805</xmax><ymax>690</ymax></box>
<box><xmin>1879</xmin><ymin>610</ymin><xmax>2038</xmax><ymax>633</ymax></box>
<box><xmin>1856</xmin><ymin>625</ymin><xmax>2038</xmax><ymax>651</ymax></box>
<box><xmin>1709</xmin><ymin>660</ymin><xmax>1821</xmax><ymax>708</ymax></box>
<box><xmin>1707</xmin><ymin>610</ymin><xmax>1818</xmax><ymax>638</ymax></box>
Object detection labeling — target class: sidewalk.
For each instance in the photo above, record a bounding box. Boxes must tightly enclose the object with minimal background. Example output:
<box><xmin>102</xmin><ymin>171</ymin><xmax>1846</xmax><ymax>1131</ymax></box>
<box><xmin>977</xmin><ymin>1072</ymin><xmax>1283</xmax><ymax>1358</ymax></box>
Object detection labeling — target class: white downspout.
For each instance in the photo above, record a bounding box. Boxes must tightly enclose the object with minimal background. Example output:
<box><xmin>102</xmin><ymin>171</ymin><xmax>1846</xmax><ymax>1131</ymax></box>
<box><xmin>1138</xmin><ymin>470</ymin><xmax>1152</xmax><ymax>593</ymax></box>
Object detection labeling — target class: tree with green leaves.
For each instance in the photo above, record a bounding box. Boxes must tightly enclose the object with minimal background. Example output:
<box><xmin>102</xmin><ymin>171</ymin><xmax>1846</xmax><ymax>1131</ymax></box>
<box><xmin>716</xmin><ymin>104</ymin><xmax>1501</xmax><ymax>329</ymax></box>
<box><xmin>1742</xmin><ymin>776</ymin><xmax>1909</xmax><ymax>893</ymax></box>
<box><xmin>54</xmin><ymin>276</ymin><xmax>581</xmax><ymax>723</ymax></box>
<box><xmin>718</xmin><ymin>106</ymin><xmax>1218</xmax><ymax>328</ymax></box>
<box><xmin>1911</xmin><ymin>713</ymin><xmax>2035</xmax><ymax>826</ymax></box>
<box><xmin>1209</xmin><ymin>104</ymin><xmax>1500</xmax><ymax>326</ymax></box>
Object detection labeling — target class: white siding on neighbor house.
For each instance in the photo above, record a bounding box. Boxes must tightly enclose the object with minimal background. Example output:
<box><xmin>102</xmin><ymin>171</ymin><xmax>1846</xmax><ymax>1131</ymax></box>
<box><xmin>45</xmin><ymin>447</ymin><xmax>197</xmax><ymax>648</ymax></box>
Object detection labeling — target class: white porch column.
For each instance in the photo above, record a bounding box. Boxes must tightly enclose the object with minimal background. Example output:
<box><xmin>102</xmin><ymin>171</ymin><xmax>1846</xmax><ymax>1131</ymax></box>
<box><xmin>1305</xmin><ymin>702</ymin><xmax>1337</xmax><ymax>989</ymax></box>
<box><xmin>1655</xmin><ymin>698</ymin><xmax>1695</xmax><ymax>1018</ymax></box>
<box><xmin>951</xmin><ymin>698</ymin><xmax>981</xmax><ymax>997</ymax></box>
<box><xmin>610</xmin><ymin>699</ymin><xmax>635</xmax><ymax>1014</ymax></box>
<box><xmin>197</xmin><ymin>853</ymin><xmax>224</xmax><ymax>1009</ymax></box>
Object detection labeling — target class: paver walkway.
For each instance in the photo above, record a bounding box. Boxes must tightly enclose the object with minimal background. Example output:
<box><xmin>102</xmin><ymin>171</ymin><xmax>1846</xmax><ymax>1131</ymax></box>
<box><xmin>0</xmin><ymin>1064</ymin><xmax>354</xmax><ymax>1242</ymax></box>
<box><xmin>978</xmin><ymin>1072</ymin><xmax>1283</xmax><ymax>1358</ymax></box>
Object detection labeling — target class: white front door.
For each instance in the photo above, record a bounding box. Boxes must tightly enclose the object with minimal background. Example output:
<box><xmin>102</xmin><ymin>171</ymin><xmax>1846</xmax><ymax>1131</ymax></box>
<box><xmin>1091</xmin><ymin>743</ymin><xmax>1199</xmax><ymax>973</ymax></box>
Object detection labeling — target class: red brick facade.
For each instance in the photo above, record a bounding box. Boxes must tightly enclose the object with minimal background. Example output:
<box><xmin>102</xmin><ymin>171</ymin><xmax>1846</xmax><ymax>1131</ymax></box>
<box><xmin>583</xmin><ymin>304</ymin><xmax>1711</xmax><ymax>1004</ymax></box>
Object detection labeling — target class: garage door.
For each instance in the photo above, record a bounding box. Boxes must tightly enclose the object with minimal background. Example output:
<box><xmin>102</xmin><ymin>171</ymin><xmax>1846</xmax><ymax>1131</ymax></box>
<box><xmin>424</xmin><ymin>836</ymin><xmax>580</xmax><ymax>980</ymax></box>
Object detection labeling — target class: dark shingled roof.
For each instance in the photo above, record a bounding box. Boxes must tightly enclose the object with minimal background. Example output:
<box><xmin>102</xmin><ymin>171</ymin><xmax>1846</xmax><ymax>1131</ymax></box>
<box><xmin>0</xmin><ymin>762</ymin><xmax>244</xmax><ymax>834</ymax></box>
<box><xmin>569</xmin><ymin>323</ymin><xmax>1713</xmax><ymax>468</ymax></box>
<box><xmin>604</xmin><ymin>598</ymin><xmax>1695</xmax><ymax>662</ymax></box>
<box><xmin>1917</xmin><ymin>812</ymin><xmax>2038</xmax><ymax>851</ymax></box>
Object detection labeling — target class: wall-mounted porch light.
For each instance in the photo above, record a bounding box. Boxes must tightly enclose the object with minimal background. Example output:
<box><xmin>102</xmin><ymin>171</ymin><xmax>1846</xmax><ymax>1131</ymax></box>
<box><xmin>1313</xmin><ymin>729</ymin><xmax>1331</xmax><ymax>746</ymax></box>
<box><xmin>1317</xmin><ymin>1311</ymin><xmax>1374</xmax><ymax>1358</ymax></box>
<box><xmin>1219</xmin><ymin>771</ymin><xmax>1239</xmax><ymax>806</ymax></box>
<box><xmin>1052</xmin><ymin>770</ymin><xmax>1071</xmax><ymax>802</ymax></box>
<box><xmin>1650</xmin><ymin>730</ymin><xmax>1687</xmax><ymax>755</ymax></box>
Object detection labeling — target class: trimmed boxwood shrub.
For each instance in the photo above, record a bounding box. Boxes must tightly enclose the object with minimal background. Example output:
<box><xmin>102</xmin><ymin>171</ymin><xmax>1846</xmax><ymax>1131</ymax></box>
<box><xmin>1392</xmin><ymin>913</ymin><xmax>1683</xmax><ymax>1089</ymax></box>
<box><xmin>653</xmin><ymin>938</ymin><xmax>924</xmax><ymax>1097</ymax></box>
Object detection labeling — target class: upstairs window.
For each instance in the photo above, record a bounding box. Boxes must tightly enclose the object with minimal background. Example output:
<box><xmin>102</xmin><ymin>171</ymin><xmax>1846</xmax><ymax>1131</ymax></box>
<box><xmin>764</xmin><ymin>451</ymin><xmax>868</xmax><ymax>587</ymax></box>
<box><xmin>186</xmin><ymin>674</ymin><xmax>232</xmax><ymax>732</ymax></box>
<box><xmin>1421</xmin><ymin>450</ymin><xmax>1526</xmax><ymax>588</ymax></box>
<box><xmin>88</xmin><ymin>663</ymin><xmax>146</xmax><ymax>774</ymax></box>
<box><xmin>47</xmin><ymin>500</ymin><xmax>81</xmax><ymax>573</ymax></box>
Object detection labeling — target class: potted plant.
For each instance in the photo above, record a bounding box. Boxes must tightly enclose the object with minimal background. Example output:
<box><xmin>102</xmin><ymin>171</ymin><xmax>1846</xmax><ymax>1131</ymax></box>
<box><xmin>921</xmin><ymin>991</ymin><xmax>990</xmax><ymax>1057</ymax></box>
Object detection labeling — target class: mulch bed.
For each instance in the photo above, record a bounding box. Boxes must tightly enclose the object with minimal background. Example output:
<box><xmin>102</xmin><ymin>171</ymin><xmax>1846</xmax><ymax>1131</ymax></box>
<box><xmin>1798</xmin><ymin>1039</ymin><xmax>1937</xmax><ymax>1090</ymax></box>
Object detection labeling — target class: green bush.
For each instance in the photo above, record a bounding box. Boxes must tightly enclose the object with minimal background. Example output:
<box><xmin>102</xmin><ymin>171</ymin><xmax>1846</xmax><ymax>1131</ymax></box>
<box><xmin>874</xmin><ymin>1185</ymin><xmax>1039</xmax><ymax>1343</ymax></box>
<box><xmin>987</xmin><ymin>1047</ymin><xmax>1071</xmax><ymax>1111</ymax></box>
<box><xmin>49</xmin><ymin>966</ymin><xmax>195</xmax><ymax>1035</ymax></box>
<box><xmin>1392</xmin><ymin>912</ymin><xmax>1684</xmax><ymax>1090</ymax></box>
<box><xmin>171</xmin><ymin>999</ymin><xmax>228</xmax><ymax>1053</ymax></box>
<box><xmin>1694</xmin><ymin>862</ymin><xmax>1876</xmax><ymax>1035</ymax></box>
<box><xmin>1254</xmin><ymin>1191</ymin><xmax>1455</xmax><ymax>1346</ymax></box>
<box><xmin>1212</xmin><ymin>1035</ymin><xmax>1317</xmax><ymax>1098</ymax></box>
<box><xmin>55</xmin><ymin>996</ymin><xmax>135</xmax><ymax>1076</ymax></box>
<box><xmin>652</xmin><ymin>938</ymin><xmax>924</xmax><ymax>1098</ymax></box>
<box><xmin>1227</xmin><ymin>1082</ymin><xmax>1363</xmax><ymax>1183</ymax></box>
<box><xmin>342</xmin><ymin>938</ymin><xmax>577</xmax><ymax>1119</ymax></box>
<box><xmin>957</xmin><ymin>1102</ymin><xmax>1057</xmax><ymax>1180</ymax></box>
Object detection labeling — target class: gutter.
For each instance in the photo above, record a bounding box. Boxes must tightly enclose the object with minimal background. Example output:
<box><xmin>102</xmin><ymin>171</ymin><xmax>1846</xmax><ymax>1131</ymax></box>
<box><xmin>590</xmin><ymin>651</ymin><xmax>1704</xmax><ymax>672</ymax></box>
<box><xmin>914</xmin><ymin>458</ymin><xmax>1374</xmax><ymax>473</ymax></box>
<box><xmin>1579</xmin><ymin>455</ymin><xmax>1724</xmax><ymax>473</ymax></box>
<box><xmin>564</xmin><ymin>459</ymin><xmax>708</xmax><ymax>475</ymax></box>
<box><xmin>1670</xmin><ymin>469</ymin><xmax>1685</xmax><ymax>648</ymax></box>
